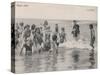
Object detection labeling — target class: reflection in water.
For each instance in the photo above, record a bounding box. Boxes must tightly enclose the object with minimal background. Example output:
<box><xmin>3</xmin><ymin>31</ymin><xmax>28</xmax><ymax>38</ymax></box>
<box><xmin>15</xmin><ymin>47</ymin><xmax>97</xmax><ymax>73</ymax></box>
<box><xmin>89</xmin><ymin>49</ymin><xmax>95</xmax><ymax>69</ymax></box>
<box><xmin>24</xmin><ymin>56</ymin><xmax>33</xmax><ymax>72</ymax></box>
<box><xmin>72</xmin><ymin>49</ymin><xmax>80</xmax><ymax>69</ymax></box>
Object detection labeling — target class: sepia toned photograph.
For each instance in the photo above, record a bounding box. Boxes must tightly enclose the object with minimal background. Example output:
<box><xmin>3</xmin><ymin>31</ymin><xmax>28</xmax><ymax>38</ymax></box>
<box><xmin>11</xmin><ymin>2</ymin><xmax>97</xmax><ymax>73</ymax></box>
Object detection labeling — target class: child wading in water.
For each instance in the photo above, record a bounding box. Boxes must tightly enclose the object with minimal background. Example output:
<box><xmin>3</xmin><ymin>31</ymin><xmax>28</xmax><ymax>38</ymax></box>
<box><xmin>59</xmin><ymin>27</ymin><xmax>66</xmax><ymax>43</ymax></box>
<box><xmin>52</xmin><ymin>24</ymin><xmax>59</xmax><ymax>54</ymax></box>
<box><xmin>20</xmin><ymin>24</ymin><xmax>32</xmax><ymax>56</ymax></box>
<box><xmin>34</xmin><ymin>27</ymin><xmax>43</xmax><ymax>53</ymax></box>
<box><xmin>89</xmin><ymin>24</ymin><xmax>95</xmax><ymax>48</ymax></box>
<box><xmin>43</xmin><ymin>20</ymin><xmax>51</xmax><ymax>51</ymax></box>
<box><xmin>72</xmin><ymin>20</ymin><xmax>80</xmax><ymax>41</ymax></box>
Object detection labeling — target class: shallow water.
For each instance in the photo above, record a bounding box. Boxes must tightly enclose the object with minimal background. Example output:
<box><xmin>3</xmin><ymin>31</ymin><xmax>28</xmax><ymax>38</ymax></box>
<box><xmin>14</xmin><ymin>19</ymin><xmax>97</xmax><ymax>73</ymax></box>
<box><xmin>15</xmin><ymin>47</ymin><xmax>97</xmax><ymax>73</ymax></box>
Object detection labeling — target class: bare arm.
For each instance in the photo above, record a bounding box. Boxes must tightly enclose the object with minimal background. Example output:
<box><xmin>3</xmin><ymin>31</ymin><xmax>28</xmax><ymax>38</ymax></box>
<box><xmin>20</xmin><ymin>45</ymin><xmax>24</xmax><ymax>55</ymax></box>
<box><xmin>65</xmin><ymin>33</ymin><xmax>67</xmax><ymax>42</ymax></box>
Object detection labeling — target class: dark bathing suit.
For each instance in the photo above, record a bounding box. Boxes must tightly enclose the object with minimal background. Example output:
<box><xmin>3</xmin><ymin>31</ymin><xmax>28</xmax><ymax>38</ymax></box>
<box><xmin>24</xmin><ymin>43</ymin><xmax>32</xmax><ymax>55</ymax></box>
<box><xmin>72</xmin><ymin>24</ymin><xmax>80</xmax><ymax>37</ymax></box>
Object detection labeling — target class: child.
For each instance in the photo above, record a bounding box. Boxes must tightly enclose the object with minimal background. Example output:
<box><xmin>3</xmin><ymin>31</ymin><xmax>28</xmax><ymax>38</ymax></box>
<box><xmin>34</xmin><ymin>27</ymin><xmax>43</xmax><ymax>53</ymax></box>
<box><xmin>43</xmin><ymin>20</ymin><xmax>51</xmax><ymax>51</ymax></box>
<box><xmin>23</xmin><ymin>25</ymin><xmax>31</xmax><ymax>41</ymax></box>
<box><xmin>72</xmin><ymin>20</ymin><xmax>80</xmax><ymax>40</ymax></box>
<box><xmin>52</xmin><ymin>24</ymin><xmax>59</xmax><ymax>54</ymax></box>
<box><xmin>60</xmin><ymin>27</ymin><xmax>66</xmax><ymax>43</ymax></box>
<box><xmin>89</xmin><ymin>24</ymin><xmax>95</xmax><ymax>48</ymax></box>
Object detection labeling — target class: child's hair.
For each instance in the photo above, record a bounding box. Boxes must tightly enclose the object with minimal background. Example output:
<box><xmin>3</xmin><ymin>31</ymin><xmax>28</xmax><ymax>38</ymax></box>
<box><xmin>73</xmin><ymin>20</ymin><xmax>77</xmax><ymax>23</ymax></box>
<box><xmin>31</xmin><ymin>24</ymin><xmax>36</xmax><ymax>30</ymax></box>
<box><xmin>89</xmin><ymin>24</ymin><xmax>93</xmax><ymax>29</ymax></box>
<box><xmin>24</xmin><ymin>24</ymin><xmax>30</xmax><ymax>30</ymax></box>
<box><xmin>35</xmin><ymin>27</ymin><xmax>40</xmax><ymax>34</ymax></box>
<box><xmin>19</xmin><ymin>22</ymin><xmax>24</xmax><ymax>27</ymax></box>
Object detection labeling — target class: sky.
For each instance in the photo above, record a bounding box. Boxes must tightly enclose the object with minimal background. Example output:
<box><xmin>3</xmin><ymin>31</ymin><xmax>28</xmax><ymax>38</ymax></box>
<box><xmin>11</xmin><ymin>1</ymin><xmax>97</xmax><ymax>21</ymax></box>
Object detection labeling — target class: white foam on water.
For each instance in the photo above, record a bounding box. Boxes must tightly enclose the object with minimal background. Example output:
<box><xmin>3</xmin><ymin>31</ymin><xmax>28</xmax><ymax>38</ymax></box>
<box><xmin>59</xmin><ymin>39</ymin><xmax>92</xmax><ymax>50</ymax></box>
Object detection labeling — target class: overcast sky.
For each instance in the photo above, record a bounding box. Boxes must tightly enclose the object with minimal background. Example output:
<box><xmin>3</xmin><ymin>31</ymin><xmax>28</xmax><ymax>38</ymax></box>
<box><xmin>12</xmin><ymin>2</ymin><xmax>97</xmax><ymax>21</ymax></box>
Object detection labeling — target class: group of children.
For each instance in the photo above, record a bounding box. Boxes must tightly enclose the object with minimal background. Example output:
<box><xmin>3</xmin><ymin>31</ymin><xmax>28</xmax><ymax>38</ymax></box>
<box><xmin>13</xmin><ymin>20</ymin><xmax>96</xmax><ymax>56</ymax></box>
<box><xmin>14</xmin><ymin>20</ymin><xmax>66</xmax><ymax>56</ymax></box>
